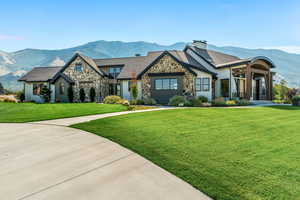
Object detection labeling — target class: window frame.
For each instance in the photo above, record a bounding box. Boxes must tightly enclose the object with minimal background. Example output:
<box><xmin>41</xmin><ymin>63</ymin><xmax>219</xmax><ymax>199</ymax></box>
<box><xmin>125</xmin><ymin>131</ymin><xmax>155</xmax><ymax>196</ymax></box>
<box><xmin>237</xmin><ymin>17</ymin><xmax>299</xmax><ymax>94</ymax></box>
<box><xmin>75</xmin><ymin>64</ymin><xmax>83</xmax><ymax>72</ymax></box>
<box><xmin>33</xmin><ymin>83</ymin><xmax>44</xmax><ymax>95</ymax></box>
<box><xmin>195</xmin><ymin>77</ymin><xmax>210</xmax><ymax>92</ymax></box>
<box><xmin>154</xmin><ymin>78</ymin><xmax>178</xmax><ymax>90</ymax></box>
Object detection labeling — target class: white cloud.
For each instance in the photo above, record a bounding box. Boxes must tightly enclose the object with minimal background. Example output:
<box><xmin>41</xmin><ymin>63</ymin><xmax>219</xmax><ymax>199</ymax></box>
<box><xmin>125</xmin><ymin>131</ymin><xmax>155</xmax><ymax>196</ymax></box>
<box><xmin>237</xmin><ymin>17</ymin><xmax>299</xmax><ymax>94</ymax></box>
<box><xmin>0</xmin><ymin>34</ymin><xmax>24</xmax><ymax>41</ymax></box>
<box><xmin>264</xmin><ymin>46</ymin><xmax>300</xmax><ymax>54</ymax></box>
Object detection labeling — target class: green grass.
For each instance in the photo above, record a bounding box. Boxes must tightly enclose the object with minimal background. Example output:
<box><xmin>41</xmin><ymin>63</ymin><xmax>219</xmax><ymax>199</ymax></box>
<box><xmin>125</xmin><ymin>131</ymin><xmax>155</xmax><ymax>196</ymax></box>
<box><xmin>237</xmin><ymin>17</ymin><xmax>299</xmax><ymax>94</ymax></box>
<box><xmin>72</xmin><ymin>106</ymin><xmax>300</xmax><ymax>200</ymax></box>
<box><xmin>0</xmin><ymin>102</ymin><xmax>127</xmax><ymax>122</ymax></box>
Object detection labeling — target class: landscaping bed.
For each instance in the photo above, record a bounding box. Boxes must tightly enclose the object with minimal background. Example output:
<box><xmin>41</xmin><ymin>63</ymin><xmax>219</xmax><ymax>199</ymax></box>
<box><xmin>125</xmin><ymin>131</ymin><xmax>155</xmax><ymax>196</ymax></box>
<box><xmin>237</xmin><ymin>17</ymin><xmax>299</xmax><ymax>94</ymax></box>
<box><xmin>72</xmin><ymin>106</ymin><xmax>300</xmax><ymax>200</ymax></box>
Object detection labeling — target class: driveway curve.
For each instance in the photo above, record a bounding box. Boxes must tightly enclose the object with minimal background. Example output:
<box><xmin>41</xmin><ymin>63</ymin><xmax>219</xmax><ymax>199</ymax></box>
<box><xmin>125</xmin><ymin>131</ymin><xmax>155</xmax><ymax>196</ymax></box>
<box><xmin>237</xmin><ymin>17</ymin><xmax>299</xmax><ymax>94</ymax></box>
<box><xmin>0</xmin><ymin>121</ymin><xmax>211</xmax><ymax>200</ymax></box>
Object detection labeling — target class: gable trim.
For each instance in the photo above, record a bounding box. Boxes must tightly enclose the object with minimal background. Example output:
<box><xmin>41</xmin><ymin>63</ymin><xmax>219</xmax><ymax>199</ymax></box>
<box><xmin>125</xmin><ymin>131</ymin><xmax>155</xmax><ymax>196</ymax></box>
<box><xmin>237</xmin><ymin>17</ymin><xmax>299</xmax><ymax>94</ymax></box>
<box><xmin>137</xmin><ymin>51</ymin><xmax>197</xmax><ymax>79</ymax></box>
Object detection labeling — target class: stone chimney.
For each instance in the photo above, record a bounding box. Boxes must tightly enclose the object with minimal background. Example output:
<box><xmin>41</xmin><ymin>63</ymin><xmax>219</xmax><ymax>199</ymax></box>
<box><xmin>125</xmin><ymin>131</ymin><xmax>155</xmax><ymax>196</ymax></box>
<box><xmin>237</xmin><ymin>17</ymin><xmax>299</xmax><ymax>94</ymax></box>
<box><xmin>192</xmin><ymin>40</ymin><xmax>207</xmax><ymax>49</ymax></box>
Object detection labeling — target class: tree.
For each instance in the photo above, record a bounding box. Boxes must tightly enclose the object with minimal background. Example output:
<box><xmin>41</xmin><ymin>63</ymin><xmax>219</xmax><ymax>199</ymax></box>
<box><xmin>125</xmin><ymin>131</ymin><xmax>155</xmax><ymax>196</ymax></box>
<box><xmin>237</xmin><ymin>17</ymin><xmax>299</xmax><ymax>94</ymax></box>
<box><xmin>79</xmin><ymin>88</ymin><xmax>85</xmax><ymax>102</ymax></box>
<box><xmin>67</xmin><ymin>86</ymin><xmax>74</xmax><ymax>103</ymax></box>
<box><xmin>0</xmin><ymin>82</ymin><xmax>4</xmax><ymax>95</ymax></box>
<box><xmin>130</xmin><ymin>72</ymin><xmax>138</xmax><ymax>100</ymax></box>
<box><xmin>90</xmin><ymin>87</ymin><xmax>96</xmax><ymax>102</ymax></box>
<box><xmin>40</xmin><ymin>86</ymin><xmax>52</xmax><ymax>103</ymax></box>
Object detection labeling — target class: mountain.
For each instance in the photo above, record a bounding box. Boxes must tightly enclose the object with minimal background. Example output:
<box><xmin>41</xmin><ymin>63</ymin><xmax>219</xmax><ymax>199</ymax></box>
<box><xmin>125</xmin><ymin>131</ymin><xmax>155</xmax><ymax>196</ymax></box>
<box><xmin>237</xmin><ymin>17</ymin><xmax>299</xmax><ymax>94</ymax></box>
<box><xmin>0</xmin><ymin>40</ymin><xmax>298</xmax><ymax>91</ymax></box>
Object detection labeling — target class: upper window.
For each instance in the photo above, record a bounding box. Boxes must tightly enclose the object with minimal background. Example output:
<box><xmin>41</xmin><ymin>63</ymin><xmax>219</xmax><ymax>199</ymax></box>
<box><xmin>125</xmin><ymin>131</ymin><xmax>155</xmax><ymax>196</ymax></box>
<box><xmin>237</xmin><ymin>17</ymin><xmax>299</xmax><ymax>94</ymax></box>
<box><xmin>155</xmin><ymin>78</ymin><xmax>178</xmax><ymax>90</ymax></box>
<box><xmin>75</xmin><ymin>64</ymin><xmax>83</xmax><ymax>72</ymax></box>
<box><xmin>33</xmin><ymin>83</ymin><xmax>44</xmax><ymax>95</ymax></box>
<box><xmin>109</xmin><ymin>67</ymin><xmax>121</xmax><ymax>78</ymax></box>
<box><xmin>196</xmin><ymin>78</ymin><xmax>210</xmax><ymax>92</ymax></box>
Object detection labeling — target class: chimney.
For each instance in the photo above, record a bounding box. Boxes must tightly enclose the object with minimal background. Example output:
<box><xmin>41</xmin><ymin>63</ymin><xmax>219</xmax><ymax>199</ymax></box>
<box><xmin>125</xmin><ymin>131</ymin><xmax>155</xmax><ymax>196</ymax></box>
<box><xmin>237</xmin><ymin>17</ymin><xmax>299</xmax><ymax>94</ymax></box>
<box><xmin>135</xmin><ymin>53</ymin><xmax>141</xmax><ymax>57</ymax></box>
<box><xmin>192</xmin><ymin>40</ymin><xmax>207</xmax><ymax>49</ymax></box>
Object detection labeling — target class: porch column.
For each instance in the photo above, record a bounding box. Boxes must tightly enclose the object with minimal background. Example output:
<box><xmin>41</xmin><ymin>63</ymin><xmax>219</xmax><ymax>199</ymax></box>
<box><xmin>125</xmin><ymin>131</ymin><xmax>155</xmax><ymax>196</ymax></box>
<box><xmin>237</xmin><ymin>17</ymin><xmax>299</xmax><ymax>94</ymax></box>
<box><xmin>264</xmin><ymin>73</ymin><xmax>269</xmax><ymax>100</ymax></box>
<box><xmin>245</xmin><ymin>65</ymin><xmax>252</xmax><ymax>100</ymax></box>
<box><xmin>269</xmin><ymin>72</ymin><xmax>273</xmax><ymax>100</ymax></box>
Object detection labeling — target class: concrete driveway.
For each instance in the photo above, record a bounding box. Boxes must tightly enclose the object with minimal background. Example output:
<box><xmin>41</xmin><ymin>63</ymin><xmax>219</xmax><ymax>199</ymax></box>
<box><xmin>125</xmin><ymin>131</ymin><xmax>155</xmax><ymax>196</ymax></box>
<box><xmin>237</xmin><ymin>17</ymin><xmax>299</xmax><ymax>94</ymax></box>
<box><xmin>0</xmin><ymin>122</ymin><xmax>211</xmax><ymax>200</ymax></box>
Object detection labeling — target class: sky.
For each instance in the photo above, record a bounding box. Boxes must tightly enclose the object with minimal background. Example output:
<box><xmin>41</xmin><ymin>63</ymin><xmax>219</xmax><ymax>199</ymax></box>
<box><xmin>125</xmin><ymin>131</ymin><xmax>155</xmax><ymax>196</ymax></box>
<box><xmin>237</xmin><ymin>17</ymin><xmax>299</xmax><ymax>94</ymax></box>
<box><xmin>1</xmin><ymin>0</ymin><xmax>300</xmax><ymax>53</ymax></box>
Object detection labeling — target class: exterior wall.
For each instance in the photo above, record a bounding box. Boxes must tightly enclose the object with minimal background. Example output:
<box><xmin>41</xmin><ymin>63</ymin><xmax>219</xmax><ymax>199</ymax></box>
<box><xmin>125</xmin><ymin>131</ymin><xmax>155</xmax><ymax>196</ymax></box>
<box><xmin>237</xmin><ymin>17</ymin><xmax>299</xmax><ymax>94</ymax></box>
<box><xmin>50</xmin><ymin>84</ymin><xmax>55</xmax><ymax>103</ymax></box>
<box><xmin>121</xmin><ymin>80</ymin><xmax>142</xmax><ymax>100</ymax></box>
<box><xmin>24</xmin><ymin>82</ymin><xmax>50</xmax><ymax>103</ymax></box>
<box><xmin>55</xmin><ymin>77</ymin><xmax>70</xmax><ymax>102</ymax></box>
<box><xmin>62</xmin><ymin>56</ymin><xmax>109</xmax><ymax>102</ymax></box>
<box><xmin>191</xmin><ymin>69</ymin><xmax>213</xmax><ymax>101</ymax></box>
<box><xmin>215</xmin><ymin>68</ymin><xmax>230</xmax><ymax>98</ymax></box>
<box><xmin>141</xmin><ymin>54</ymin><xmax>195</xmax><ymax>98</ymax></box>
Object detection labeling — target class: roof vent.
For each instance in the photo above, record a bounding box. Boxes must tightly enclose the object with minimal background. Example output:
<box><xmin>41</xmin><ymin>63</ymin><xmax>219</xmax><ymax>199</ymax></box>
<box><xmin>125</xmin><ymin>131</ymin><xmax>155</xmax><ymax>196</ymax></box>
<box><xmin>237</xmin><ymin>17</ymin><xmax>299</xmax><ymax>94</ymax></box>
<box><xmin>135</xmin><ymin>53</ymin><xmax>141</xmax><ymax>57</ymax></box>
<box><xmin>192</xmin><ymin>40</ymin><xmax>207</xmax><ymax>49</ymax></box>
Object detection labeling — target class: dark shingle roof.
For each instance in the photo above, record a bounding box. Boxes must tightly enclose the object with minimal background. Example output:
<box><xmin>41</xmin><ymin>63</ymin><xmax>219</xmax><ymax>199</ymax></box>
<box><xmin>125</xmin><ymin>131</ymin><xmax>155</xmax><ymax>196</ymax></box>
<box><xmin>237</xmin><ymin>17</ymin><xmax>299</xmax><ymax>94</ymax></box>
<box><xmin>19</xmin><ymin>66</ymin><xmax>62</xmax><ymax>82</ymax></box>
<box><xmin>189</xmin><ymin>46</ymin><xmax>241</xmax><ymax>67</ymax></box>
<box><xmin>94</xmin><ymin>50</ymin><xmax>216</xmax><ymax>79</ymax></box>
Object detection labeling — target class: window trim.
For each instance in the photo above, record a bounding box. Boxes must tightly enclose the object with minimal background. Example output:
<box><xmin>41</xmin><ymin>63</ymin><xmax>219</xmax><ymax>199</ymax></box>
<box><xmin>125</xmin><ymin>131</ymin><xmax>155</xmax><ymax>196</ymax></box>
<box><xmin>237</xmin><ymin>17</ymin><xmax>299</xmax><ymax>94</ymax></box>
<box><xmin>154</xmin><ymin>78</ymin><xmax>178</xmax><ymax>90</ymax></box>
<box><xmin>196</xmin><ymin>77</ymin><xmax>210</xmax><ymax>92</ymax></box>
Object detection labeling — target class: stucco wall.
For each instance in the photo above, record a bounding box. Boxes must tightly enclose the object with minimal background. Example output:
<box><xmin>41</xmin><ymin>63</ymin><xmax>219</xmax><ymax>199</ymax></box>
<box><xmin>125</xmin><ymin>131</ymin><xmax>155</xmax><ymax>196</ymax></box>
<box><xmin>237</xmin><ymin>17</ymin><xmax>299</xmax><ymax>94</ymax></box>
<box><xmin>121</xmin><ymin>80</ymin><xmax>142</xmax><ymax>100</ymax></box>
<box><xmin>62</xmin><ymin>56</ymin><xmax>109</xmax><ymax>102</ymax></box>
<box><xmin>191</xmin><ymin>69</ymin><xmax>213</xmax><ymax>101</ymax></box>
<box><xmin>24</xmin><ymin>82</ymin><xmax>55</xmax><ymax>103</ymax></box>
<box><xmin>141</xmin><ymin>54</ymin><xmax>195</xmax><ymax>98</ymax></box>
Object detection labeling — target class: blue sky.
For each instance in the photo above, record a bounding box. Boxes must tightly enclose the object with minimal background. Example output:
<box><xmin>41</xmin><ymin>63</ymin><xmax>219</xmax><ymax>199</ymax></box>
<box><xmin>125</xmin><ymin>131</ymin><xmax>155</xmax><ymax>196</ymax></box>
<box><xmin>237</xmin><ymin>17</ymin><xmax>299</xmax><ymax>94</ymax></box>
<box><xmin>1</xmin><ymin>0</ymin><xmax>300</xmax><ymax>52</ymax></box>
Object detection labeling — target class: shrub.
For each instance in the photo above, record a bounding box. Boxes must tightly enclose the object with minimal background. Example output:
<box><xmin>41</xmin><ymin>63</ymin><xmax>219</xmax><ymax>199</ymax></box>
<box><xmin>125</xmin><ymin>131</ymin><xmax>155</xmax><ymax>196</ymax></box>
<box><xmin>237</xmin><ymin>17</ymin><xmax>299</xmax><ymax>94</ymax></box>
<box><xmin>292</xmin><ymin>95</ymin><xmax>300</xmax><ymax>106</ymax></box>
<box><xmin>117</xmin><ymin>99</ymin><xmax>130</xmax><ymax>106</ymax></box>
<box><xmin>103</xmin><ymin>95</ymin><xmax>121</xmax><ymax>104</ymax></box>
<box><xmin>237</xmin><ymin>99</ymin><xmax>250</xmax><ymax>106</ymax></box>
<box><xmin>0</xmin><ymin>97</ymin><xmax>17</xmax><ymax>103</ymax></box>
<box><xmin>130</xmin><ymin>99</ymin><xmax>138</xmax><ymax>105</ymax></box>
<box><xmin>16</xmin><ymin>91</ymin><xmax>25</xmax><ymax>102</ymax></box>
<box><xmin>197</xmin><ymin>96</ymin><xmax>208</xmax><ymax>103</ymax></box>
<box><xmin>212</xmin><ymin>97</ymin><xmax>226</xmax><ymax>107</ymax></box>
<box><xmin>90</xmin><ymin>87</ymin><xmax>96</xmax><ymax>102</ymax></box>
<box><xmin>79</xmin><ymin>88</ymin><xmax>86</xmax><ymax>102</ymax></box>
<box><xmin>130</xmin><ymin>83</ymin><xmax>138</xmax><ymax>100</ymax></box>
<box><xmin>202</xmin><ymin>102</ymin><xmax>212</xmax><ymax>107</ymax></box>
<box><xmin>226</xmin><ymin>100</ymin><xmax>237</xmax><ymax>106</ymax></box>
<box><xmin>184</xmin><ymin>100</ymin><xmax>193</xmax><ymax>107</ymax></box>
<box><xmin>137</xmin><ymin>99</ymin><xmax>145</xmax><ymax>105</ymax></box>
<box><xmin>68</xmin><ymin>86</ymin><xmax>74</xmax><ymax>103</ymax></box>
<box><xmin>40</xmin><ymin>86</ymin><xmax>52</xmax><ymax>103</ymax></box>
<box><xmin>169</xmin><ymin>95</ymin><xmax>187</xmax><ymax>106</ymax></box>
<box><xmin>144</xmin><ymin>97</ymin><xmax>157</xmax><ymax>105</ymax></box>
<box><xmin>273</xmin><ymin>99</ymin><xmax>283</xmax><ymax>104</ymax></box>
<box><xmin>190</xmin><ymin>98</ymin><xmax>203</xmax><ymax>107</ymax></box>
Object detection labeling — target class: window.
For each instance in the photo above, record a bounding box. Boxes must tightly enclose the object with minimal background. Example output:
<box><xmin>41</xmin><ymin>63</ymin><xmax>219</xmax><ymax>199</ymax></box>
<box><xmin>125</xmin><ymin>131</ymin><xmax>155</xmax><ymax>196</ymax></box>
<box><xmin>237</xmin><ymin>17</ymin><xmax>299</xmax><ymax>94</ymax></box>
<box><xmin>221</xmin><ymin>79</ymin><xmax>229</xmax><ymax>97</ymax></box>
<box><xmin>155</xmin><ymin>78</ymin><xmax>178</xmax><ymax>90</ymax></box>
<box><xmin>109</xmin><ymin>83</ymin><xmax>121</xmax><ymax>96</ymax></box>
<box><xmin>59</xmin><ymin>82</ymin><xmax>65</xmax><ymax>95</ymax></box>
<box><xmin>109</xmin><ymin>67</ymin><xmax>121</xmax><ymax>78</ymax></box>
<box><xmin>75</xmin><ymin>64</ymin><xmax>83</xmax><ymax>72</ymax></box>
<box><xmin>33</xmin><ymin>83</ymin><xmax>44</xmax><ymax>95</ymax></box>
<box><xmin>196</xmin><ymin>78</ymin><xmax>210</xmax><ymax>92</ymax></box>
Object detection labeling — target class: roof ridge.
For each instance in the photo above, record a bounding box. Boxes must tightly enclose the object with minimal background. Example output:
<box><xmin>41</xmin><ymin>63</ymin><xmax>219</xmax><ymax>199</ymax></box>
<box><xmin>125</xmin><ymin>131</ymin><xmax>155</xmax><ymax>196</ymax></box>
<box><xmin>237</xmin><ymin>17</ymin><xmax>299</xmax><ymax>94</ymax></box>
<box><xmin>94</xmin><ymin>56</ymin><xmax>147</xmax><ymax>61</ymax></box>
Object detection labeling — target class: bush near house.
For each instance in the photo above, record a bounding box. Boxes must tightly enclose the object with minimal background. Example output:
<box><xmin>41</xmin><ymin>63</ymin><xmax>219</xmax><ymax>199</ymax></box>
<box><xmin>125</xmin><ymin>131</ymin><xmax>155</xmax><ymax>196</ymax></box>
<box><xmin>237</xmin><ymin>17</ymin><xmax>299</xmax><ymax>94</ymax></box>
<box><xmin>136</xmin><ymin>99</ymin><xmax>145</xmax><ymax>105</ymax></box>
<box><xmin>225</xmin><ymin>100</ymin><xmax>237</xmax><ymax>106</ymax></box>
<box><xmin>117</xmin><ymin>99</ymin><xmax>130</xmax><ymax>106</ymax></box>
<box><xmin>79</xmin><ymin>88</ymin><xmax>85</xmax><ymax>102</ymax></box>
<box><xmin>40</xmin><ymin>86</ymin><xmax>52</xmax><ymax>103</ymax></box>
<box><xmin>16</xmin><ymin>91</ymin><xmax>25</xmax><ymax>102</ymax></box>
<box><xmin>90</xmin><ymin>87</ymin><xmax>96</xmax><ymax>102</ymax></box>
<box><xmin>292</xmin><ymin>95</ymin><xmax>300</xmax><ymax>106</ymax></box>
<box><xmin>169</xmin><ymin>95</ymin><xmax>187</xmax><ymax>106</ymax></box>
<box><xmin>237</xmin><ymin>99</ymin><xmax>250</xmax><ymax>106</ymax></box>
<box><xmin>68</xmin><ymin>86</ymin><xmax>74</xmax><ymax>103</ymax></box>
<box><xmin>143</xmin><ymin>97</ymin><xmax>157</xmax><ymax>105</ymax></box>
<box><xmin>198</xmin><ymin>96</ymin><xmax>209</xmax><ymax>103</ymax></box>
<box><xmin>103</xmin><ymin>95</ymin><xmax>122</xmax><ymax>104</ymax></box>
<box><xmin>212</xmin><ymin>97</ymin><xmax>226</xmax><ymax>106</ymax></box>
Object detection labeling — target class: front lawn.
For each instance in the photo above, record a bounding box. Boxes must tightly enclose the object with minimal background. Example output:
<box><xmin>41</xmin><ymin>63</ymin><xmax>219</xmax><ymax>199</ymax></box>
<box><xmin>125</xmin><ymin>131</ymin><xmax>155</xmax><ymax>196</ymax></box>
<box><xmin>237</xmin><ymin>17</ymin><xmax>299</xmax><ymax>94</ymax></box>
<box><xmin>72</xmin><ymin>106</ymin><xmax>300</xmax><ymax>200</ymax></box>
<box><xmin>0</xmin><ymin>102</ymin><xmax>127</xmax><ymax>122</ymax></box>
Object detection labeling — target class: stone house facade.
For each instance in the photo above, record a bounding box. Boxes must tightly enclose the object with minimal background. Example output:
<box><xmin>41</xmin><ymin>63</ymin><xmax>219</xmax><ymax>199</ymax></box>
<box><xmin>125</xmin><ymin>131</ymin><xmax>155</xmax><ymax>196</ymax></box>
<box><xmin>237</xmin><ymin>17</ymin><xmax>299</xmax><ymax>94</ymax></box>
<box><xmin>19</xmin><ymin>40</ymin><xmax>276</xmax><ymax>104</ymax></box>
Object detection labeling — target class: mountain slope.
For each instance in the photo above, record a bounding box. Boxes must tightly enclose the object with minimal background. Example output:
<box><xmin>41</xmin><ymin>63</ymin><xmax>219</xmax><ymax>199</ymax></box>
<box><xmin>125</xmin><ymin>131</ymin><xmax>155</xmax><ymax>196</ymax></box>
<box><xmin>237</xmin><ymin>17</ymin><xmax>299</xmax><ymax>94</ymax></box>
<box><xmin>0</xmin><ymin>40</ymin><xmax>298</xmax><ymax>90</ymax></box>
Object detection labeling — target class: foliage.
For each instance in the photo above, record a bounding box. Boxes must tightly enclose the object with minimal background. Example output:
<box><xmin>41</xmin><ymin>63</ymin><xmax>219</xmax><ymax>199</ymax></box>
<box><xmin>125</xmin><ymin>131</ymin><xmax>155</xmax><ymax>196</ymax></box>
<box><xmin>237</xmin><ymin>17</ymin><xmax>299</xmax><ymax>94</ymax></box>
<box><xmin>130</xmin><ymin>99</ymin><xmax>137</xmax><ymax>105</ymax></box>
<box><xmin>137</xmin><ymin>99</ymin><xmax>145</xmax><ymax>105</ymax></box>
<box><xmin>292</xmin><ymin>95</ymin><xmax>300</xmax><ymax>106</ymax></box>
<box><xmin>197</xmin><ymin>96</ymin><xmax>208</xmax><ymax>103</ymax></box>
<box><xmin>79</xmin><ymin>88</ymin><xmax>86</xmax><ymax>102</ymax></box>
<box><xmin>67</xmin><ymin>86</ymin><xmax>74</xmax><ymax>103</ymax></box>
<box><xmin>190</xmin><ymin>98</ymin><xmax>203</xmax><ymax>107</ymax></box>
<box><xmin>89</xmin><ymin>87</ymin><xmax>96</xmax><ymax>102</ymax></box>
<box><xmin>212</xmin><ymin>97</ymin><xmax>226</xmax><ymax>106</ymax></box>
<box><xmin>287</xmin><ymin>88</ymin><xmax>298</xmax><ymax>101</ymax></box>
<box><xmin>0</xmin><ymin>96</ymin><xmax>17</xmax><ymax>103</ymax></box>
<box><xmin>0</xmin><ymin>82</ymin><xmax>4</xmax><ymax>94</ymax></box>
<box><xmin>273</xmin><ymin>81</ymin><xmax>290</xmax><ymax>101</ymax></box>
<box><xmin>16</xmin><ymin>91</ymin><xmax>25</xmax><ymax>102</ymax></box>
<box><xmin>237</xmin><ymin>99</ymin><xmax>250</xmax><ymax>106</ymax></box>
<box><xmin>226</xmin><ymin>100</ymin><xmax>237</xmax><ymax>106</ymax></box>
<box><xmin>72</xmin><ymin>106</ymin><xmax>300</xmax><ymax>200</ymax></box>
<box><xmin>169</xmin><ymin>95</ymin><xmax>187</xmax><ymax>106</ymax></box>
<box><xmin>103</xmin><ymin>95</ymin><xmax>122</xmax><ymax>104</ymax></box>
<box><xmin>144</xmin><ymin>97</ymin><xmax>157</xmax><ymax>105</ymax></box>
<box><xmin>117</xmin><ymin>99</ymin><xmax>130</xmax><ymax>106</ymax></box>
<box><xmin>40</xmin><ymin>86</ymin><xmax>52</xmax><ymax>103</ymax></box>
<box><xmin>130</xmin><ymin>73</ymin><xmax>138</xmax><ymax>100</ymax></box>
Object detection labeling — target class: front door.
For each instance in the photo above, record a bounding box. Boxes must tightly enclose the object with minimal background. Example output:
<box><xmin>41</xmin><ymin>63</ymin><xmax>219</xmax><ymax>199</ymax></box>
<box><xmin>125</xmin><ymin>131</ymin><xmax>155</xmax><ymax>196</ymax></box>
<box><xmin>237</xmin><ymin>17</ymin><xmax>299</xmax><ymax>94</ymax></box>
<box><xmin>255</xmin><ymin>79</ymin><xmax>260</xmax><ymax>100</ymax></box>
<box><xmin>151</xmin><ymin>77</ymin><xmax>182</xmax><ymax>104</ymax></box>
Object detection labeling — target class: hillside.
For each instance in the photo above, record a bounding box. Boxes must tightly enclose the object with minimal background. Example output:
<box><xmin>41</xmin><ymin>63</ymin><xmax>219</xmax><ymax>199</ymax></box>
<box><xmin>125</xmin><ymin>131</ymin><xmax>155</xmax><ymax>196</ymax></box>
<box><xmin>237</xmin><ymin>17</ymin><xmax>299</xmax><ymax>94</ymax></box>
<box><xmin>0</xmin><ymin>40</ymin><xmax>298</xmax><ymax>90</ymax></box>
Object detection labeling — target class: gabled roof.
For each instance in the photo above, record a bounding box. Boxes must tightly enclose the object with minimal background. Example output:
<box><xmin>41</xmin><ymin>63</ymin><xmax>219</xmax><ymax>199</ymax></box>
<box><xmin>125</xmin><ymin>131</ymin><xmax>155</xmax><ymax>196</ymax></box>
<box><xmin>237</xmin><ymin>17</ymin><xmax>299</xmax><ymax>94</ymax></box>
<box><xmin>50</xmin><ymin>72</ymin><xmax>75</xmax><ymax>84</ymax></box>
<box><xmin>95</xmin><ymin>50</ymin><xmax>216</xmax><ymax>79</ymax></box>
<box><xmin>19</xmin><ymin>66</ymin><xmax>62</xmax><ymax>82</ymax></box>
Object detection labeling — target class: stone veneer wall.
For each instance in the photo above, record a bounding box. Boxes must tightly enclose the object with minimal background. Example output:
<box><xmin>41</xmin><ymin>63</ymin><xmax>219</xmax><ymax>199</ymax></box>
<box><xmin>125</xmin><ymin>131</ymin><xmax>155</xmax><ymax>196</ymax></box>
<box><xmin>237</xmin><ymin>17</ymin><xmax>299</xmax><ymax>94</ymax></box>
<box><xmin>63</xmin><ymin>56</ymin><xmax>109</xmax><ymax>102</ymax></box>
<box><xmin>141</xmin><ymin>54</ymin><xmax>195</xmax><ymax>98</ymax></box>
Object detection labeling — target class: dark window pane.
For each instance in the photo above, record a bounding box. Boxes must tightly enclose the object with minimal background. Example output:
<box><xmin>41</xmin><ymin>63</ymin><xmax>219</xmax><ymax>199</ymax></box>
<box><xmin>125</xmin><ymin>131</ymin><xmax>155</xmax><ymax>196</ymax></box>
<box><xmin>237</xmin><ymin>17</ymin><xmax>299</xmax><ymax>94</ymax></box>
<box><xmin>221</xmin><ymin>79</ymin><xmax>229</xmax><ymax>97</ymax></box>
<box><xmin>196</xmin><ymin>78</ymin><xmax>201</xmax><ymax>91</ymax></box>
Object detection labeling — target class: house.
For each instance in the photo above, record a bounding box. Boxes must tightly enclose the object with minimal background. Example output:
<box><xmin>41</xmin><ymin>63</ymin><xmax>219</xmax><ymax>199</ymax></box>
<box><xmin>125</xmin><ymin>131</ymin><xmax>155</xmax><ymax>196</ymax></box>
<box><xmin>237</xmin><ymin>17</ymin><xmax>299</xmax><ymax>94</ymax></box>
<box><xmin>19</xmin><ymin>41</ymin><xmax>275</xmax><ymax>104</ymax></box>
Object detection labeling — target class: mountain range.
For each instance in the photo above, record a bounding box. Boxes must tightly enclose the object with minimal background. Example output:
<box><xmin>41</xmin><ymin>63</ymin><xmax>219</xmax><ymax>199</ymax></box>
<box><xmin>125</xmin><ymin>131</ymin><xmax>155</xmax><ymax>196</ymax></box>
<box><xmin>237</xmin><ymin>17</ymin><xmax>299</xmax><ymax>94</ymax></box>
<box><xmin>0</xmin><ymin>40</ymin><xmax>299</xmax><ymax>91</ymax></box>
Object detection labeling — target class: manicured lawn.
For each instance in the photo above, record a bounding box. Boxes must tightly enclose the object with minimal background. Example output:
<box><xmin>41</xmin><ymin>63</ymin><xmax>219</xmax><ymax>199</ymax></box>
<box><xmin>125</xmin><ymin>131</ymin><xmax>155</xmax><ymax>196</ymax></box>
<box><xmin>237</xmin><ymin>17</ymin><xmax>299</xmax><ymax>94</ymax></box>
<box><xmin>72</xmin><ymin>106</ymin><xmax>300</xmax><ymax>200</ymax></box>
<box><xmin>0</xmin><ymin>102</ymin><xmax>127</xmax><ymax>122</ymax></box>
